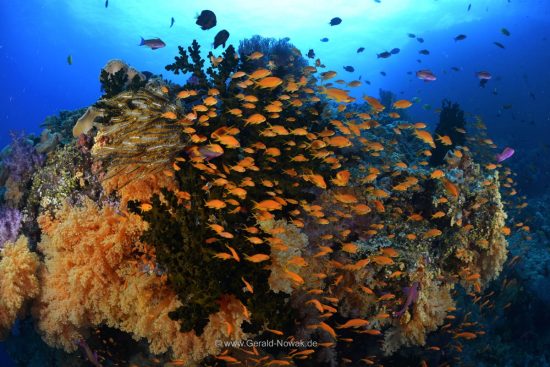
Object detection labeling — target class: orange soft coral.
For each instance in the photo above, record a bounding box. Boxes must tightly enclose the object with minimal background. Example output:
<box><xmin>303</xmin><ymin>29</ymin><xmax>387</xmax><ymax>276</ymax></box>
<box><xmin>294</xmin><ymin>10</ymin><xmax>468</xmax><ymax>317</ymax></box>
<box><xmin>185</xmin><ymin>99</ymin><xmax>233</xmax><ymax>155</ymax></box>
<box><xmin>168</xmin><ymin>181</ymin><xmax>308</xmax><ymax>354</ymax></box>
<box><xmin>33</xmin><ymin>199</ymin><xmax>247</xmax><ymax>362</ymax></box>
<box><xmin>0</xmin><ymin>236</ymin><xmax>40</xmax><ymax>338</ymax></box>
<box><xmin>101</xmin><ymin>165</ymin><xmax>177</xmax><ymax>208</ymax></box>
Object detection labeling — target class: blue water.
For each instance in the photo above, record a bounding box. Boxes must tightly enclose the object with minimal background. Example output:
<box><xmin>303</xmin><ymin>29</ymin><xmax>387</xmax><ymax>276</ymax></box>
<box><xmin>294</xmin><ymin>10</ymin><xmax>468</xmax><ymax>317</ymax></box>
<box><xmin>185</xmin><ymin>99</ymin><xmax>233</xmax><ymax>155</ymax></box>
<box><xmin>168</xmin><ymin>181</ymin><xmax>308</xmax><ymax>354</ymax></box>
<box><xmin>1</xmin><ymin>0</ymin><xmax>548</xmax><ymax>150</ymax></box>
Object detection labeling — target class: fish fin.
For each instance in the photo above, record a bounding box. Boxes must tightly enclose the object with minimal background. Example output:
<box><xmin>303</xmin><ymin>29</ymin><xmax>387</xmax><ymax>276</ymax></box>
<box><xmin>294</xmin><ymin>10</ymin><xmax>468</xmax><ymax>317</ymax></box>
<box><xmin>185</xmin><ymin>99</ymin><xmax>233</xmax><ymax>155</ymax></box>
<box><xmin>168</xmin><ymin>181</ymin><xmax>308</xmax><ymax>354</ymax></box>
<box><xmin>139</xmin><ymin>37</ymin><xmax>145</xmax><ymax>46</ymax></box>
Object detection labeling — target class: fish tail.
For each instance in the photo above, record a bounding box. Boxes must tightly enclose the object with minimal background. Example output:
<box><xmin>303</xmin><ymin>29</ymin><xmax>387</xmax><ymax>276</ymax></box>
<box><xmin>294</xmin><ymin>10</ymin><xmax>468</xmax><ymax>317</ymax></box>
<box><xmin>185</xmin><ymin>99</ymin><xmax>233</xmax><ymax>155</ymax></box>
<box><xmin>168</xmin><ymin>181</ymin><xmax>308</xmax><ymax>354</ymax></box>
<box><xmin>139</xmin><ymin>37</ymin><xmax>145</xmax><ymax>46</ymax></box>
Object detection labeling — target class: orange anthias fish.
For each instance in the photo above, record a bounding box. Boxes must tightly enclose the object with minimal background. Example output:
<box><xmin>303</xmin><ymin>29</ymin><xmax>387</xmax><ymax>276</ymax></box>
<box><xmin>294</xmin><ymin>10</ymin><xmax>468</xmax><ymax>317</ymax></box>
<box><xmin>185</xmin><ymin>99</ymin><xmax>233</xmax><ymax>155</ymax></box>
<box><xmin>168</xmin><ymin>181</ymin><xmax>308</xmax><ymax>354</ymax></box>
<box><xmin>256</xmin><ymin>76</ymin><xmax>283</xmax><ymax>89</ymax></box>
<box><xmin>454</xmin><ymin>332</ymin><xmax>477</xmax><ymax>340</ymax></box>
<box><xmin>324</xmin><ymin>87</ymin><xmax>353</xmax><ymax>103</ymax></box>
<box><xmin>337</xmin><ymin>319</ymin><xmax>370</xmax><ymax>329</ymax></box>
<box><xmin>372</xmin><ymin>256</ymin><xmax>394</xmax><ymax>265</ymax></box>
<box><xmin>414</xmin><ymin>129</ymin><xmax>435</xmax><ymax>148</ymax></box>
<box><xmin>442</xmin><ymin>178</ymin><xmax>459</xmax><ymax>198</ymax></box>
<box><xmin>245</xmin><ymin>253</ymin><xmax>270</xmax><ymax>263</ymax></box>
<box><xmin>392</xmin><ymin>99</ymin><xmax>413</xmax><ymax>109</ymax></box>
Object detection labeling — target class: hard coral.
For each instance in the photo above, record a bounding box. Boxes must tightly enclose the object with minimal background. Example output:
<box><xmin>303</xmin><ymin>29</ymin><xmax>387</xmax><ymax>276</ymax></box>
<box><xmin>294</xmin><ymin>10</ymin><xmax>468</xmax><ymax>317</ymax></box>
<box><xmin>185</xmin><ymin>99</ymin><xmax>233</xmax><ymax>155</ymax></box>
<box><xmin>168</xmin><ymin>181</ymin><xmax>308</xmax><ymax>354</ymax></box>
<box><xmin>100</xmin><ymin>59</ymin><xmax>146</xmax><ymax>98</ymax></box>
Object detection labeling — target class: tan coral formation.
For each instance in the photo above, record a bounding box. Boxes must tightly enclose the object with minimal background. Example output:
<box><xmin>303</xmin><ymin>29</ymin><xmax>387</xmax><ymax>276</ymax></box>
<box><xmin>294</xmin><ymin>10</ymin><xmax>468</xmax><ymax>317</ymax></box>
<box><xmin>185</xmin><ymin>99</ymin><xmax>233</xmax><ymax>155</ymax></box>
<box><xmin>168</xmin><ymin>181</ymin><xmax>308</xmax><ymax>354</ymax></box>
<box><xmin>260</xmin><ymin>219</ymin><xmax>322</xmax><ymax>294</ymax></box>
<box><xmin>382</xmin><ymin>268</ymin><xmax>455</xmax><ymax>355</ymax></box>
<box><xmin>0</xmin><ymin>236</ymin><xmax>40</xmax><ymax>338</ymax></box>
<box><xmin>72</xmin><ymin>106</ymin><xmax>104</xmax><ymax>137</ymax></box>
<box><xmin>33</xmin><ymin>199</ymin><xmax>247</xmax><ymax>362</ymax></box>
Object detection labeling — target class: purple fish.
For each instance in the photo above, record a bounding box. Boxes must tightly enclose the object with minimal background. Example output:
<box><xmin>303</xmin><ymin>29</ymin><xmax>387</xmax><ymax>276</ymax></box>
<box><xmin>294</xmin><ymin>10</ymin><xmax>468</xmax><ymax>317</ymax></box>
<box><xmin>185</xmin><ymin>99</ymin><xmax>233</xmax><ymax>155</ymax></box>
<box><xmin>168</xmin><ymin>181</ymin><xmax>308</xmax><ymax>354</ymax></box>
<box><xmin>75</xmin><ymin>339</ymin><xmax>102</xmax><ymax>367</ymax></box>
<box><xmin>139</xmin><ymin>37</ymin><xmax>166</xmax><ymax>50</ymax></box>
<box><xmin>393</xmin><ymin>282</ymin><xmax>419</xmax><ymax>318</ymax></box>
<box><xmin>496</xmin><ymin>147</ymin><xmax>515</xmax><ymax>162</ymax></box>
<box><xmin>416</xmin><ymin>69</ymin><xmax>436</xmax><ymax>82</ymax></box>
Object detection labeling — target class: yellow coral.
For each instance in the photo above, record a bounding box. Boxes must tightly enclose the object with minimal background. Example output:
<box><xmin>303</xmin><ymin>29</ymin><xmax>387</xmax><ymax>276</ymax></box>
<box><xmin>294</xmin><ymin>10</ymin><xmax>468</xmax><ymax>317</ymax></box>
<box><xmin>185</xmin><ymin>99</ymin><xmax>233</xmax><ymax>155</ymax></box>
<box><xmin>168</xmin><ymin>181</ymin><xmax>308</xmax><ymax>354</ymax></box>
<box><xmin>33</xmin><ymin>199</ymin><xmax>247</xmax><ymax>362</ymax></box>
<box><xmin>259</xmin><ymin>219</ymin><xmax>314</xmax><ymax>294</ymax></box>
<box><xmin>382</xmin><ymin>268</ymin><xmax>455</xmax><ymax>355</ymax></box>
<box><xmin>0</xmin><ymin>236</ymin><xmax>40</xmax><ymax>339</ymax></box>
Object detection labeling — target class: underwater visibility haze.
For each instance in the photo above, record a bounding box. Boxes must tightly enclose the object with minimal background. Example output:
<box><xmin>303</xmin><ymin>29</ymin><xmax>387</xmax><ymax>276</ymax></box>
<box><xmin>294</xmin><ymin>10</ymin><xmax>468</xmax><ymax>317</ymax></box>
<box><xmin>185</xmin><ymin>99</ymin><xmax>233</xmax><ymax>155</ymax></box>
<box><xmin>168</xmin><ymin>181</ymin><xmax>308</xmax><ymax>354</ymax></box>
<box><xmin>0</xmin><ymin>0</ymin><xmax>549</xmax><ymax>366</ymax></box>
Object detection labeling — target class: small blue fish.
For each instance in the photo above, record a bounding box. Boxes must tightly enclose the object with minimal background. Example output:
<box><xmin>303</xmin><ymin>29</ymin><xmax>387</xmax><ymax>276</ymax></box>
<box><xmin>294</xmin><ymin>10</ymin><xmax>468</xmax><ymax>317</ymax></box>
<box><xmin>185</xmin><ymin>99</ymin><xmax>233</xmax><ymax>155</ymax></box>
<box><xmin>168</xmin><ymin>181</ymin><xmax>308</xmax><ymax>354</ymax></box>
<box><xmin>390</xmin><ymin>47</ymin><xmax>400</xmax><ymax>54</ymax></box>
<box><xmin>320</xmin><ymin>37</ymin><xmax>329</xmax><ymax>42</ymax></box>
<box><xmin>170</xmin><ymin>17</ymin><xmax>175</xmax><ymax>28</ymax></box>
<box><xmin>357</xmin><ymin>47</ymin><xmax>365</xmax><ymax>53</ymax></box>
<box><xmin>67</xmin><ymin>54</ymin><xmax>73</xmax><ymax>65</ymax></box>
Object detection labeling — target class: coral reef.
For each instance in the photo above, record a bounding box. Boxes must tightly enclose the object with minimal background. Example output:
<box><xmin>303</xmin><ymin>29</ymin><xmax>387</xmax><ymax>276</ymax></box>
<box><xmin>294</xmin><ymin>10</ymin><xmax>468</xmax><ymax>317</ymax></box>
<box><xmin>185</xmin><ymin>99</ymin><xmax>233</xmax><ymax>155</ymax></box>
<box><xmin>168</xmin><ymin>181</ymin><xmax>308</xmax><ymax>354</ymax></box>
<box><xmin>0</xmin><ymin>35</ymin><xmax>516</xmax><ymax>366</ymax></box>
<box><xmin>41</xmin><ymin>108</ymin><xmax>87</xmax><ymax>144</ymax></box>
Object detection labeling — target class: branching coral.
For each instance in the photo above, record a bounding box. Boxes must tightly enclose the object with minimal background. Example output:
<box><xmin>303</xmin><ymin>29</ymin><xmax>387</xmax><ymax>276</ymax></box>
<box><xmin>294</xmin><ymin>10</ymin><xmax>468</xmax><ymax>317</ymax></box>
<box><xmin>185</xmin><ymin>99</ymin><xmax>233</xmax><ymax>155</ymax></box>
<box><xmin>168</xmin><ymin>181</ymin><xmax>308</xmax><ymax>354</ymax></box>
<box><xmin>0</xmin><ymin>236</ymin><xmax>40</xmax><ymax>339</ymax></box>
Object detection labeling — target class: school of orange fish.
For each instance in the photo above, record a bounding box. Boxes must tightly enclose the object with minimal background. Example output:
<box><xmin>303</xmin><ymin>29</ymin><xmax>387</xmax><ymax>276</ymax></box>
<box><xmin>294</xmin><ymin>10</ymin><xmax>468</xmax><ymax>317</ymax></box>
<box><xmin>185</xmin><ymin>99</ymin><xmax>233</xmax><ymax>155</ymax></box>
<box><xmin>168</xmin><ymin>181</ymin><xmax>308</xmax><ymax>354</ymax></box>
<box><xmin>87</xmin><ymin>44</ymin><xmax>530</xmax><ymax>367</ymax></box>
